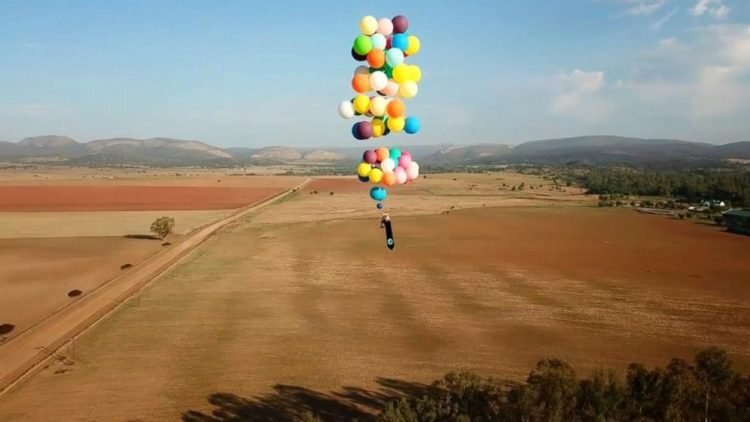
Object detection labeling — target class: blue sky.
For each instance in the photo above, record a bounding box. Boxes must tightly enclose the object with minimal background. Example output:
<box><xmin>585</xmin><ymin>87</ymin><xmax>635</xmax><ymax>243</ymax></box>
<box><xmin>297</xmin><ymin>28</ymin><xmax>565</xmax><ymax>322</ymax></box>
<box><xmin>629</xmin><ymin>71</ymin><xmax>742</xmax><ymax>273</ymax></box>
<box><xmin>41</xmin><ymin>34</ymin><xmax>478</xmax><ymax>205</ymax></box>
<box><xmin>1</xmin><ymin>0</ymin><xmax>749</xmax><ymax>147</ymax></box>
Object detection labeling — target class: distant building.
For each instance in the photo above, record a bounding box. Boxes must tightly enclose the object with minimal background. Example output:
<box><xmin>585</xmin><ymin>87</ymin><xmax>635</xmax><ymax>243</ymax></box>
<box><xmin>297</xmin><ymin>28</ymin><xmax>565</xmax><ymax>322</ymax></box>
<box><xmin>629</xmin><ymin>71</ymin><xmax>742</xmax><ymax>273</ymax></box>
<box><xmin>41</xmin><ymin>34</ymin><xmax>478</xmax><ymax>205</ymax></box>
<box><xmin>702</xmin><ymin>200</ymin><xmax>726</xmax><ymax>208</ymax></box>
<box><xmin>722</xmin><ymin>209</ymin><xmax>750</xmax><ymax>236</ymax></box>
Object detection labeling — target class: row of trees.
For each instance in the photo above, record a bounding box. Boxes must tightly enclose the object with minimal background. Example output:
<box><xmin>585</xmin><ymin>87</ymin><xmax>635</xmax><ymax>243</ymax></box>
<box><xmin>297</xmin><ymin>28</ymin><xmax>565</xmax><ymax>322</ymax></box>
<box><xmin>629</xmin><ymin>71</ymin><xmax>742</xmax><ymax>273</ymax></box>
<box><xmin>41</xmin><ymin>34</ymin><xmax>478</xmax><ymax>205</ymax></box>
<box><xmin>581</xmin><ymin>169</ymin><xmax>750</xmax><ymax>206</ymax></box>
<box><xmin>378</xmin><ymin>347</ymin><xmax>749</xmax><ymax>422</ymax></box>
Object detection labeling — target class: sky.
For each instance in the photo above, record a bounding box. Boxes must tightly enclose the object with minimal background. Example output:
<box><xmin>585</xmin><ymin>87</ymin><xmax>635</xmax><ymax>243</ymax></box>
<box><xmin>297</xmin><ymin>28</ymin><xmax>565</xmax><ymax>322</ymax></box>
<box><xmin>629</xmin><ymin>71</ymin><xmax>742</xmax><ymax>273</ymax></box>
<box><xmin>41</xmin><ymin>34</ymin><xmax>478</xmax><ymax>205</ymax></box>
<box><xmin>1</xmin><ymin>0</ymin><xmax>749</xmax><ymax>147</ymax></box>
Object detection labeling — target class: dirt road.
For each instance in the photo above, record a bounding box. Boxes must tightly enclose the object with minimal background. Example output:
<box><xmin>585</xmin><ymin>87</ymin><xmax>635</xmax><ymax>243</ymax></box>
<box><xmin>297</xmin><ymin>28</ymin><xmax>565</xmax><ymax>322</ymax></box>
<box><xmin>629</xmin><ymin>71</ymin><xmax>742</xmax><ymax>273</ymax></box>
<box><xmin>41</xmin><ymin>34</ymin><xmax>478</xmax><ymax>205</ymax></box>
<box><xmin>0</xmin><ymin>179</ymin><xmax>310</xmax><ymax>395</ymax></box>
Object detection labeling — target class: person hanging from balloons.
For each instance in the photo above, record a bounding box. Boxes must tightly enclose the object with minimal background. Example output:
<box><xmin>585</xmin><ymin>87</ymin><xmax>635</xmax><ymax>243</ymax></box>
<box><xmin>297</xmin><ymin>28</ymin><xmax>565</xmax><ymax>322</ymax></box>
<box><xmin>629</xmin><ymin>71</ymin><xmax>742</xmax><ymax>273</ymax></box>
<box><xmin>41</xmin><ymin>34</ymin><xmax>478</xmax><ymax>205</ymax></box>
<box><xmin>339</xmin><ymin>14</ymin><xmax>422</xmax><ymax>250</ymax></box>
<box><xmin>380</xmin><ymin>213</ymin><xmax>395</xmax><ymax>250</ymax></box>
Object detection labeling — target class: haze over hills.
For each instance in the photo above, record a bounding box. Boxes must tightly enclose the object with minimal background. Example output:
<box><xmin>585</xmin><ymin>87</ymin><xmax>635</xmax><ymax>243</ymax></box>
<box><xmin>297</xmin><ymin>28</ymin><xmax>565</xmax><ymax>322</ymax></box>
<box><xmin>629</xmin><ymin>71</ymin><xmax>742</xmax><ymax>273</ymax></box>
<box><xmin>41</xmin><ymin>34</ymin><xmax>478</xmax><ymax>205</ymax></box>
<box><xmin>0</xmin><ymin>135</ymin><xmax>748</xmax><ymax>167</ymax></box>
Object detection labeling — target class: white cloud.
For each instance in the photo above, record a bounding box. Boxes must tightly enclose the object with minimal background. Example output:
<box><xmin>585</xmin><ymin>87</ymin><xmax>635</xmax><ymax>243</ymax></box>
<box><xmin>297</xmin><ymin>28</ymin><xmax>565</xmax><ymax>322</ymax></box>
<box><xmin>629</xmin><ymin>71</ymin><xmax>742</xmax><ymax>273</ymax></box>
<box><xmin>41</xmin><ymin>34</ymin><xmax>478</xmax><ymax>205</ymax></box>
<box><xmin>690</xmin><ymin>0</ymin><xmax>730</xmax><ymax>19</ymax></box>
<box><xmin>651</xmin><ymin>7</ymin><xmax>678</xmax><ymax>30</ymax></box>
<box><xmin>693</xmin><ymin>66</ymin><xmax>748</xmax><ymax>116</ymax></box>
<box><xmin>712</xmin><ymin>5</ymin><xmax>730</xmax><ymax>19</ymax></box>
<box><xmin>620</xmin><ymin>24</ymin><xmax>750</xmax><ymax>119</ymax></box>
<box><xmin>624</xmin><ymin>0</ymin><xmax>666</xmax><ymax>16</ymax></box>
<box><xmin>550</xmin><ymin>70</ymin><xmax>610</xmax><ymax>121</ymax></box>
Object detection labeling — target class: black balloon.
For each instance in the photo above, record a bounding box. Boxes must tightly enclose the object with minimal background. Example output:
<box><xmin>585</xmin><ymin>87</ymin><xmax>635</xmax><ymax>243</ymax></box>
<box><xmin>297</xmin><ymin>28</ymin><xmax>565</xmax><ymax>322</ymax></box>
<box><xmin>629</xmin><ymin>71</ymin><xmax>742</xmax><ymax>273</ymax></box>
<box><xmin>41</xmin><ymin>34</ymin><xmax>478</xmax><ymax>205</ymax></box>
<box><xmin>351</xmin><ymin>47</ymin><xmax>367</xmax><ymax>61</ymax></box>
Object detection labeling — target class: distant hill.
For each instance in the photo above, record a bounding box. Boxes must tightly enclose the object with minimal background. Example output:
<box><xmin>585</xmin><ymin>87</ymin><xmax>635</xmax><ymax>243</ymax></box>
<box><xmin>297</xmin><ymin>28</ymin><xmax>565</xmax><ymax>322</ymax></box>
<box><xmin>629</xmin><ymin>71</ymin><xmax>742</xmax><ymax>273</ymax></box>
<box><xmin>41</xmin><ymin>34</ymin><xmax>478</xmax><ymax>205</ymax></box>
<box><xmin>1</xmin><ymin>135</ymin><xmax>748</xmax><ymax>167</ymax></box>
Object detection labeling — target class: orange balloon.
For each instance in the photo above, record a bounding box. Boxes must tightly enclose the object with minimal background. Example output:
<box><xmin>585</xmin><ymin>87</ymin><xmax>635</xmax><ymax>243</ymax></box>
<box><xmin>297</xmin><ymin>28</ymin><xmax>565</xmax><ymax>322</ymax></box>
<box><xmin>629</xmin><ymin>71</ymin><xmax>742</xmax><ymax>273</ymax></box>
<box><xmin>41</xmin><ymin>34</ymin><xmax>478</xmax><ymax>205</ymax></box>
<box><xmin>382</xmin><ymin>172</ymin><xmax>396</xmax><ymax>186</ymax></box>
<box><xmin>375</xmin><ymin>147</ymin><xmax>389</xmax><ymax>162</ymax></box>
<box><xmin>352</xmin><ymin>73</ymin><xmax>370</xmax><ymax>93</ymax></box>
<box><xmin>367</xmin><ymin>48</ymin><xmax>385</xmax><ymax>68</ymax></box>
<box><xmin>386</xmin><ymin>99</ymin><xmax>405</xmax><ymax>118</ymax></box>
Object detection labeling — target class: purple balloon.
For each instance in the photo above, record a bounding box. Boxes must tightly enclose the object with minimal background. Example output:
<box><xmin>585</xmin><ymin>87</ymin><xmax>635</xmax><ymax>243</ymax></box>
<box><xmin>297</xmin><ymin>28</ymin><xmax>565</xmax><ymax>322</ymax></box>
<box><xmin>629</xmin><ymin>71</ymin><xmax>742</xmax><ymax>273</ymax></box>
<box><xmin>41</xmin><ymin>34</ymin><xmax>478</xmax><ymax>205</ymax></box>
<box><xmin>392</xmin><ymin>15</ymin><xmax>409</xmax><ymax>34</ymax></box>
<box><xmin>363</xmin><ymin>149</ymin><xmax>377</xmax><ymax>164</ymax></box>
<box><xmin>357</xmin><ymin>121</ymin><xmax>373</xmax><ymax>139</ymax></box>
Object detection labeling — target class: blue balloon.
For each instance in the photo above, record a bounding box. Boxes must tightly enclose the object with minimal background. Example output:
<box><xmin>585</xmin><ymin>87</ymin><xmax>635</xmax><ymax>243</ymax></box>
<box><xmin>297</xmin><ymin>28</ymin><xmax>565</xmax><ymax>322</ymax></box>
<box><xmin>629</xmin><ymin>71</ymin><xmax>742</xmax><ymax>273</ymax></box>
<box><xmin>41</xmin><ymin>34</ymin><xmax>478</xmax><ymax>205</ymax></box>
<box><xmin>389</xmin><ymin>148</ymin><xmax>402</xmax><ymax>162</ymax></box>
<box><xmin>404</xmin><ymin>116</ymin><xmax>421</xmax><ymax>134</ymax></box>
<box><xmin>370</xmin><ymin>186</ymin><xmax>387</xmax><ymax>201</ymax></box>
<box><xmin>358</xmin><ymin>175</ymin><xmax>370</xmax><ymax>183</ymax></box>
<box><xmin>352</xmin><ymin>123</ymin><xmax>362</xmax><ymax>140</ymax></box>
<box><xmin>377</xmin><ymin>202</ymin><xmax>383</xmax><ymax>209</ymax></box>
<box><xmin>392</xmin><ymin>34</ymin><xmax>409</xmax><ymax>51</ymax></box>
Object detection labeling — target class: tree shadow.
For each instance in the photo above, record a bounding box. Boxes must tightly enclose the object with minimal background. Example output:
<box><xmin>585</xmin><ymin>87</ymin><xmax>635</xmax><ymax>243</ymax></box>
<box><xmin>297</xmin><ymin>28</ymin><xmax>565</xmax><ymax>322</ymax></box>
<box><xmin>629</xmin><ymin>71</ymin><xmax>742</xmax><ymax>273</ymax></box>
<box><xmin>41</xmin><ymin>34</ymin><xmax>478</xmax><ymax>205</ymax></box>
<box><xmin>123</xmin><ymin>234</ymin><xmax>161</xmax><ymax>240</ymax></box>
<box><xmin>0</xmin><ymin>323</ymin><xmax>15</xmax><ymax>335</ymax></box>
<box><xmin>182</xmin><ymin>378</ymin><xmax>430</xmax><ymax>422</ymax></box>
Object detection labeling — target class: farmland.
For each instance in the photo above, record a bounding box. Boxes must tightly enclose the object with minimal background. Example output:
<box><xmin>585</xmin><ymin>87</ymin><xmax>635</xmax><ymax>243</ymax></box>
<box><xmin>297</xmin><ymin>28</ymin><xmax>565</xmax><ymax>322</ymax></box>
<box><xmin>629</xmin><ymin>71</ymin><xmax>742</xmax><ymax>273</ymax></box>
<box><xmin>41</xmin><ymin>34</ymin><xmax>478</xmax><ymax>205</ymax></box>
<box><xmin>0</xmin><ymin>169</ymin><xmax>302</xmax><ymax>346</ymax></box>
<box><xmin>1</xmin><ymin>171</ymin><xmax>748</xmax><ymax>421</ymax></box>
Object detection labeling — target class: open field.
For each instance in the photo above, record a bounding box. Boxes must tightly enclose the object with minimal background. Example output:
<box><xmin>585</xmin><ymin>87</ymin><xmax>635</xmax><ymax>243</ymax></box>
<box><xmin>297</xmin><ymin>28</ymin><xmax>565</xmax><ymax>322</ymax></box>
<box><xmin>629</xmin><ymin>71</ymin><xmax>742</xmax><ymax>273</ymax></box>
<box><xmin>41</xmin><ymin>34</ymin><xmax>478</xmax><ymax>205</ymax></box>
<box><xmin>0</xmin><ymin>171</ymin><xmax>303</xmax><ymax>364</ymax></box>
<box><xmin>1</xmin><ymin>173</ymin><xmax>747</xmax><ymax>421</ymax></box>
<box><xmin>0</xmin><ymin>186</ymin><xmax>287</xmax><ymax>211</ymax></box>
<box><xmin>0</xmin><ymin>210</ymin><xmax>233</xmax><ymax>239</ymax></box>
<box><xmin>0</xmin><ymin>237</ymin><xmax>162</xmax><ymax>341</ymax></box>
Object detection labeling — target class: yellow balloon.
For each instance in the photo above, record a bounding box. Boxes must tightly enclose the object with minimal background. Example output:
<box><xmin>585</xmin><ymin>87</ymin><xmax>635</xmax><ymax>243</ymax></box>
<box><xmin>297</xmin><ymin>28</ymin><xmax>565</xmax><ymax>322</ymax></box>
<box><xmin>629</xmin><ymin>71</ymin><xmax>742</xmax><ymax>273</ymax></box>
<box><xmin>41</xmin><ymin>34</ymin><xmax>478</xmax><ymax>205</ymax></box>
<box><xmin>359</xmin><ymin>16</ymin><xmax>378</xmax><ymax>35</ymax></box>
<box><xmin>399</xmin><ymin>81</ymin><xmax>418</xmax><ymax>99</ymax></box>
<box><xmin>369</xmin><ymin>168</ymin><xmax>383</xmax><ymax>184</ymax></box>
<box><xmin>372</xmin><ymin>118</ymin><xmax>386</xmax><ymax>137</ymax></box>
<box><xmin>353</xmin><ymin>95</ymin><xmax>370</xmax><ymax>114</ymax></box>
<box><xmin>369</xmin><ymin>96</ymin><xmax>387</xmax><ymax>117</ymax></box>
<box><xmin>357</xmin><ymin>162</ymin><xmax>372</xmax><ymax>178</ymax></box>
<box><xmin>392</xmin><ymin>64</ymin><xmax>410</xmax><ymax>84</ymax></box>
<box><xmin>411</xmin><ymin>65</ymin><xmax>422</xmax><ymax>82</ymax></box>
<box><xmin>387</xmin><ymin>116</ymin><xmax>405</xmax><ymax>132</ymax></box>
<box><xmin>405</xmin><ymin>35</ymin><xmax>421</xmax><ymax>56</ymax></box>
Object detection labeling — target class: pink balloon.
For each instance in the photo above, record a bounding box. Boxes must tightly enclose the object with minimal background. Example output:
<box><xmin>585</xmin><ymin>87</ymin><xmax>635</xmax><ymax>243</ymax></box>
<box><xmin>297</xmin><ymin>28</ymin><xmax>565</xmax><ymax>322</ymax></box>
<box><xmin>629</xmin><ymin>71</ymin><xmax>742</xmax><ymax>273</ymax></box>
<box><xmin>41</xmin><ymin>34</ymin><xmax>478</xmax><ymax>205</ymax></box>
<box><xmin>406</xmin><ymin>161</ymin><xmax>419</xmax><ymax>181</ymax></box>
<box><xmin>363</xmin><ymin>150</ymin><xmax>377</xmax><ymax>164</ymax></box>
<box><xmin>383</xmin><ymin>81</ymin><xmax>399</xmax><ymax>97</ymax></box>
<box><xmin>394</xmin><ymin>167</ymin><xmax>407</xmax><ymax>184</ymax></box>
<box><xmin>398</xmin><ymin>154</ymin><xmax>412</xmax><ymax>169</ymax></box>
<box><xmin>377</xmin><ymin>18</ymin><xmax>393</xmax><ymax>36</ymax></box>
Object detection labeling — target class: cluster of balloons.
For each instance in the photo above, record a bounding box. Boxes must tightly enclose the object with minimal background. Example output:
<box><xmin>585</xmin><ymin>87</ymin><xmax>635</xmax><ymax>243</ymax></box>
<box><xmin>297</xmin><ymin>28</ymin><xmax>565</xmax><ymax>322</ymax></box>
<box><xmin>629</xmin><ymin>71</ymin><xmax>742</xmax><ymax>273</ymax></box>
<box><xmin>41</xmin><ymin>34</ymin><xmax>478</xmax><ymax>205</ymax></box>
<box><xmin>356</xmin><ymin>147</ymin><xmax>420</xmax><ymax>208</ymax></box>
<box><xmin>338</xmin><ymin>14</ymin><xmax>422</xmax><ymax>140</ymax></box>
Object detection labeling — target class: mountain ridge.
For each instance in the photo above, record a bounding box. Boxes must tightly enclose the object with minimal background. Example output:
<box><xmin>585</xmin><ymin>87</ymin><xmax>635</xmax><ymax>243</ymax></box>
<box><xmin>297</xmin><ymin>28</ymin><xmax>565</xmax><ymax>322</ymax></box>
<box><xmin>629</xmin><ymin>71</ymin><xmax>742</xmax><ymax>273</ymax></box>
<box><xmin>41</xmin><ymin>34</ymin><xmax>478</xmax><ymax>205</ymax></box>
<box><xmin>0</xmin><ymin>135</ymin><xmax>748</xmax><ymax>167</ymax></box>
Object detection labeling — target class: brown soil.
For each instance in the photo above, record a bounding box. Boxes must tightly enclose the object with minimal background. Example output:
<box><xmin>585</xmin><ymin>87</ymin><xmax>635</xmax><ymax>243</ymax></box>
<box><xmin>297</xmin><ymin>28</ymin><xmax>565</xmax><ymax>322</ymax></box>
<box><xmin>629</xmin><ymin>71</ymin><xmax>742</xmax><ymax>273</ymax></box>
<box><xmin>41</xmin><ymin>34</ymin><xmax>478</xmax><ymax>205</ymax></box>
<box><xmin>1</xmin><ymin>204</ymin><xmax>747</xmax><ymax>421</ymax></box>
<box><xmin>0</xmin><ymin>186</ymin><xmax>284</xmax><ymax>211</ymax></box>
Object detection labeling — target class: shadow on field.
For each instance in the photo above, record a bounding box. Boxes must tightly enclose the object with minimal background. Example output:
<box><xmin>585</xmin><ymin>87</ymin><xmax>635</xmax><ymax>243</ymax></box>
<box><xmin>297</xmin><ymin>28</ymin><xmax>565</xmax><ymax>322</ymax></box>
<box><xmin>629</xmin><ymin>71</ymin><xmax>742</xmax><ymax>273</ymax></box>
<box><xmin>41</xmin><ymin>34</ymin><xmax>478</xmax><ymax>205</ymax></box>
<box><xmin>124</xmin><ymin>234</ymin><xmax>162</xmax><ymax>240</ymax></box>
<box><xmin>181</xmin><ymin>378</ymin><xmax>429</xmax><ymax>422</ymax></box>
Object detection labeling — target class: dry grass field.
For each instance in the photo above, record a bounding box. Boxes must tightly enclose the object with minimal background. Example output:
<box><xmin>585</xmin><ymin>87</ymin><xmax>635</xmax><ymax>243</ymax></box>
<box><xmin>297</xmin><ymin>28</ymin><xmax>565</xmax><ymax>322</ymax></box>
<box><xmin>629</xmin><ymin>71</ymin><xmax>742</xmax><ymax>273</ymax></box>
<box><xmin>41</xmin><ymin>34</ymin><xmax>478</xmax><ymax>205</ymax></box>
<box><xmin>0</xmin><ymin>237</ymin><xmax>162</xmax><ymax>341</ymax></box>
<box><xmin>1</xmin><ymin>172</ymin><xmax>748</xmax><ymax>421</ymax></box>
<box><xmin>0</xmin><ymin>210</ymin><xmax>233</xmax><ymax>239</ymax></box>
<box><xmin>0</xmin><ymin>170</ymin><xmax>301</xmax><ymax>353</ymax></box>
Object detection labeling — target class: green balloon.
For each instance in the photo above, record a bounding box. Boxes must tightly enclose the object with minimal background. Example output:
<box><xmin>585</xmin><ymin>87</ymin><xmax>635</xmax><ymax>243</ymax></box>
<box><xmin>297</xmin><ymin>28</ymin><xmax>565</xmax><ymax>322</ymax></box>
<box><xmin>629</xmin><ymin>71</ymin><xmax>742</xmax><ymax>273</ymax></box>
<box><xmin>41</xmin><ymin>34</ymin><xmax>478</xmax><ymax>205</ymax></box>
<box><xmin>383</xmin><ymin>64</ymin><xmax>394</xmax><ymax>79</ymax></box>
<box><xmin>353</xmin><ymin>35</ymin><xmax>373</xmax><ymax>56</ymax></box>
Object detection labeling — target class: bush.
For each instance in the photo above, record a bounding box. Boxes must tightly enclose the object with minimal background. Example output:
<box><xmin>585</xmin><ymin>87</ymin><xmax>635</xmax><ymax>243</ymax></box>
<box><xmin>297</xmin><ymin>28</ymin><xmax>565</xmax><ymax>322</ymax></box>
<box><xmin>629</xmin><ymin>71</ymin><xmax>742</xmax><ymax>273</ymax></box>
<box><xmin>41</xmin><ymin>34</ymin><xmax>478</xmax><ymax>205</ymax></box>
<box><xmin>150</xmin><ymin>216</ymin><xmax>175</xmax><ymax>239</ymax></box>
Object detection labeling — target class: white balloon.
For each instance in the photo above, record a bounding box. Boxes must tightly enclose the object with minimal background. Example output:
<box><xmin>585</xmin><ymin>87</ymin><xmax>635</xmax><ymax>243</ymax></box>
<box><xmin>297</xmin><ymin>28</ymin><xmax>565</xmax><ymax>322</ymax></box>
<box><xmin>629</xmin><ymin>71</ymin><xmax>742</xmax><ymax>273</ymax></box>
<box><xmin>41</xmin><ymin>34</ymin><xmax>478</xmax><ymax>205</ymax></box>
<box><xmin>370</xmin><ymin>33</ymin><xmax>386</xmax><ymax>50</ymax></box>
<box><xmin>369</xmin><ymin>71</ymin><xmax>388</xmax><ymax>92</ymax></box>
<box><xmin>406</xmin><ymin>161</ymin><xmax>419</xmax><ymax>181</ymax></box>
<box><xmin>338</xmin><ymin>101</ymin><xmax>354</xmax><ymax>119</ymax></box>
<box><xmin>385</xmin><ymin>48</ymin><xmax>404</xmax><ymax>67</ymax></box>
<box><xmin>381</xmin><ymin>158</ymin><xmax>396</xmax><ymax>173</ymax></box>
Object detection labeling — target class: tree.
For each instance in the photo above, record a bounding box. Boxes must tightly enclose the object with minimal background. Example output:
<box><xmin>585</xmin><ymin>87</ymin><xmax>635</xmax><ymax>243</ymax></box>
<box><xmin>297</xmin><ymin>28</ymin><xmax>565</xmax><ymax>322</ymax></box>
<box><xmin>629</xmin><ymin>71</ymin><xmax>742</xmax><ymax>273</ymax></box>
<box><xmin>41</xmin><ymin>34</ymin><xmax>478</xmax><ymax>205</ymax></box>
<box><xmin>150</xmin><ymin>216</ymin><xmax>175</xmax><ymax>239</ymax></box>
<box><xmin>694</xmin><ymin>347</ymin><xmax>733</xmax><ymax>421</ymax></box>
<box><xmin>525</xmin><ymin>359</ymin><xmax>578</xmax><ymax>422</ymax></box>
<box><xmin>577</xmin><ymin>370</ymin><xmax>626</xmax><ymax>421</ymax></box>
<box><xmin>658</xmin><ymin>358</ymin><xmax>702</xmax><ymax>421</ymax></box>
